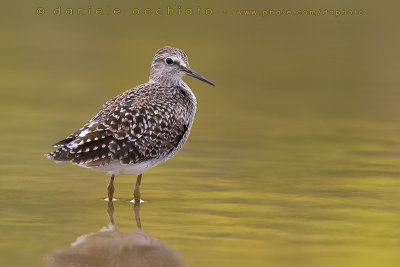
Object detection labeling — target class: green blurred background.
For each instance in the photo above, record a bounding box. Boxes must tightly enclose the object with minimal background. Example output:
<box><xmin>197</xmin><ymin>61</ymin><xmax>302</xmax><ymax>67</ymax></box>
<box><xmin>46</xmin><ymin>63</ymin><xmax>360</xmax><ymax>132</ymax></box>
<box><xmin>1</xmin><ymin>0</ymin><xmax>400</xmax><ymax>266</ymax></box>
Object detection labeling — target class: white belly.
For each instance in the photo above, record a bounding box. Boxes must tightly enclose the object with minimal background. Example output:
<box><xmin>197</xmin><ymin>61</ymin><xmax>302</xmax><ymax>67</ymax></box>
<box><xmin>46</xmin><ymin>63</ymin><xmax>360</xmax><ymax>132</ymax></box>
<box><xmin>90</xmin><ymin>157</ymin><xmax>167</xmax><ymax>175</ymax></box>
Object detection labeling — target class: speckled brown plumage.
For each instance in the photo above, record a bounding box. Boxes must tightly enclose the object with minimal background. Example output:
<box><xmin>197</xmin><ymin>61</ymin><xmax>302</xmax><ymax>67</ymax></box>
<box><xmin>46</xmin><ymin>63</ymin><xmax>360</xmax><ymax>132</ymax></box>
<box><xmin>47</xmin><ymin>83</ymin><xmax>192</xmax><ymax>169</ymax></box>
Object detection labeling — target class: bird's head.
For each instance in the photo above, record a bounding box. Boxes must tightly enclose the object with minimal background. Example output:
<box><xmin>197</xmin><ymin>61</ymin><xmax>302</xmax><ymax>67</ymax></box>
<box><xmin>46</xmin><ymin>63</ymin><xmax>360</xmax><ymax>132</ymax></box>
<box><xmin>149</xmin><ymin>46</ymin><xmax>215</xmax><ymax>87</ymax></box>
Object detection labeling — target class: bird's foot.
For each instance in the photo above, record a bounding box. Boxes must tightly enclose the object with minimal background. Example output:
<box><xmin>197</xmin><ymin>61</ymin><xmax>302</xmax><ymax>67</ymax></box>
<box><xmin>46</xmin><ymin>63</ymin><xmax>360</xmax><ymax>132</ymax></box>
<box><xmin>130</xmin><ymin>199</ymin><xmax>145</xmax><ymax>203</ymax></box>
<box><xmin>104</xmin><ymin>197</ymin><xmax>117</xmax><ymax>202</ymax></box>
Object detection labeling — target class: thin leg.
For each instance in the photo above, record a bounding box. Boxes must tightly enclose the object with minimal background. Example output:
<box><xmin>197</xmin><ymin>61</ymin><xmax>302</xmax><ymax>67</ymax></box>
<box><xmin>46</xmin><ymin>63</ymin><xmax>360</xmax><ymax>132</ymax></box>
<box><xmin>134</xmin><ymin>174</ymin><xmax>142</xmax><ymax>203</ymax></box>
<box><xmin>107</xmin><ymin>174</ymin><xmax>115</xmax><ymax>202</ymax></box>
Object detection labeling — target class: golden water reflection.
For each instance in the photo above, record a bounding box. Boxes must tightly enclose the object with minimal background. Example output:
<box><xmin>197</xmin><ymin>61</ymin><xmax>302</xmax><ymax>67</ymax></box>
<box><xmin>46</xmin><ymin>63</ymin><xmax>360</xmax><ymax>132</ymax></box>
<box><xmin>46</xmin><ymin>202</ymin><xmax>186</xmax><ymax>267</ymax></box>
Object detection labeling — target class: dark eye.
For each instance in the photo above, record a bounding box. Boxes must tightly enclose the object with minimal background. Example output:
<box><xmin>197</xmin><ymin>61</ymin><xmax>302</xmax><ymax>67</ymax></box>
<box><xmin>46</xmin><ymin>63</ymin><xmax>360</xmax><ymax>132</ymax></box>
<box><xmin>165</xmin><ymin>58</ymin><xmax>174</xmax><ymax>65</ymax></box>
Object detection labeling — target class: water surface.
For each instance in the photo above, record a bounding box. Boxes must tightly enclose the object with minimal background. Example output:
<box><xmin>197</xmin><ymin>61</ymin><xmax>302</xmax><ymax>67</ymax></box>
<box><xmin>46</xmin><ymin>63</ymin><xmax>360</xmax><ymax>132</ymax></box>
<box><xmin>1</xmin><ymin>1</ymin><xmax>400</xmax><ymax>266</ymax></box>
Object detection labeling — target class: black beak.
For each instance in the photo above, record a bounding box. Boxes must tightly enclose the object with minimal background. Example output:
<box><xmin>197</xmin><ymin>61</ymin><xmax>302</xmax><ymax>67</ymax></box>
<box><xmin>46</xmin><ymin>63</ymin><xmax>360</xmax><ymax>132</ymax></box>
<box><xmin>185</xmin><ymin>67</ymin><xmax>215</xmax><ymax>86</ymax></box>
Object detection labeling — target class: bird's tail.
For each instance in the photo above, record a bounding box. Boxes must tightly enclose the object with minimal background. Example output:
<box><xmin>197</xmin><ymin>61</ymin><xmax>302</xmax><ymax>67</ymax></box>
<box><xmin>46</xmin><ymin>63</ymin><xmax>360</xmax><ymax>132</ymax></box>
<box><xmin>45</xmin><ymin>147</ymin><xmax>71</xmax><ymax>163</ymax></box>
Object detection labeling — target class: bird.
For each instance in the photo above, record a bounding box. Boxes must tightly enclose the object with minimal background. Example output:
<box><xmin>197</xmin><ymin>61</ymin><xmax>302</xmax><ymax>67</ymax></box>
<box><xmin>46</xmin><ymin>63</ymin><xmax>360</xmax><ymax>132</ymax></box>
<box><xmin>46</xmin><ymin>46</ymin><xmax>215</xmax><ymax>202</ymax></box>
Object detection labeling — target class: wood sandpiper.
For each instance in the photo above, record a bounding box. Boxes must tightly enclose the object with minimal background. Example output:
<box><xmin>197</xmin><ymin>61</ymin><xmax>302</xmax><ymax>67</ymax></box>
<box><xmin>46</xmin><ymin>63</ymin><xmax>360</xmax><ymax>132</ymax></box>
<box><xmin>46</xmin><ymin>46</ymin><xmax>215</xmax><ymax>202</ymax></box>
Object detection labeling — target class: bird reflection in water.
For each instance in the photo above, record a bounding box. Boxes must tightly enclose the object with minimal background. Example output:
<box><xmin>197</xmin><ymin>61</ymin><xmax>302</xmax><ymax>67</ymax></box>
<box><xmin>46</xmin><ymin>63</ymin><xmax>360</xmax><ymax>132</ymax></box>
<box><xmin>46</xmin><ymin>201</ymin><xmax>186</xmax><ymax>267</ymax></box>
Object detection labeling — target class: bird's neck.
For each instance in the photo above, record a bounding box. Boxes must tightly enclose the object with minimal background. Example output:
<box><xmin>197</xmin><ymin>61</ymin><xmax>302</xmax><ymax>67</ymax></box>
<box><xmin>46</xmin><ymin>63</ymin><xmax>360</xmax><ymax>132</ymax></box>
<box><xmin>148</xmin><ymin>75</ymin><xmax>197</xmax><ymax>107</ymax></box>
<box><xmin>148</xmin><ymin>77</ymin><xmax>197</xmax><ymax>105</ymax></box>
<box><xmin>149</xmin><ymin>73</ymin><xmax>183</xmax><ymax>87</ymax></box>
